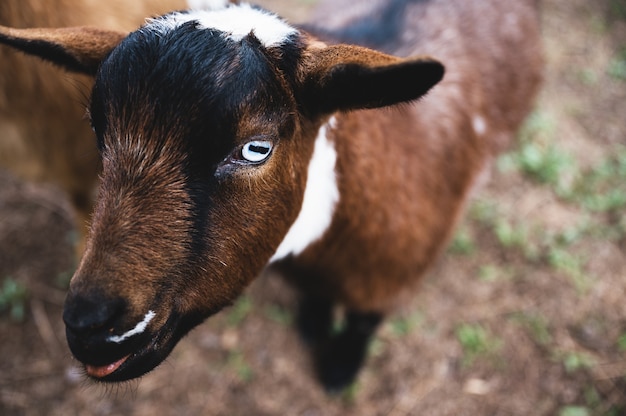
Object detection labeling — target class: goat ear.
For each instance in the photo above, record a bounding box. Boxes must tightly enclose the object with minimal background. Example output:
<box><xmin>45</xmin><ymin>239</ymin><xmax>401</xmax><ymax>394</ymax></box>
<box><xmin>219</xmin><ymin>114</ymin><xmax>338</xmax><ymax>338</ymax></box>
<box><xmin>299</xmin><ymin>44</ymin><xmax>444</xmax><ymax>114</ymax></box>
<box><xmin>0</xmin><ymin>26</ymin><xmax>126</xmax><ymax>75</ymax></box>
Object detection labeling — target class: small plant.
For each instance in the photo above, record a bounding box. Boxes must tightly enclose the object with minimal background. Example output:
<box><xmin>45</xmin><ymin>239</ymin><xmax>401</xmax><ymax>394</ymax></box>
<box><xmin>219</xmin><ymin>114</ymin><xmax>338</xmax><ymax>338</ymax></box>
<box><xmin>608</xmin><ymin>50</ymin><xmax>626</xmax><ymax>81</ymax></box>
<box><xmin>500</xmin><ymin>110</ymin><xmax>577</xmax><ymax>193</ymax></box>
<box><xmin>558</xmin><ymin>406</ymin><xmax>590</xmax><ymax>416</ymax></box>
<box><xmin>456</xmin><ymin>323</ymin><xmax>502</xmax><ymax>366</ymax></box>
<box><xmin>518</xmin><ymin>110</ymin><xmax>555</xmax><ymax>143</ymax></box>
<box><xmin>547</xmin><ymin>247</ymin><xmax>590</xmax><ymax>292</ymax></box>
<box><xmin>563</xmin><ymin>145</ymin><xmax>626</xmax><ymax>213</ymax></box>
<box><xmin>560</xmin><ymin>351</ymin><xmax>594</xmax><ymax>374</ymax></box>
<box><xmin>339</xmin><ymin>380</ymin><xmax>361</xmax><ymax>404</ymax></box>
<box><xmin>0</xmin><ymin>278</ymin><xmax>28</xmax><ymax>322</ymax></box>
<box><xmin>577</xmin><ymin>68</ymin><xmax>599</xmax><ymax>86</ymax></box>
<box><xmin>388</xmin><ymin>311</ymin><xmax>424</xmax><ymax>337</ymax></box>
<box><xmin>448</xmin><ymin>225</ymin><xmax>475</xmax><ymax>255</ymax></box>
<box><xmin>478</xmin><ymin>264</ymin><xmax>515</xmax><ymax>282</ymax></box>
<box><xmin>618</xmin><ymin>332</ymin><xmax>626</xmax><ymax>351</ymax></box>
<box><xmin>494</xmin><ymin>219</ymin><xmax>527</xmax><ymax>249</ymax></box>
<box><xmin>515</xmin><ymin>140</ymin><xmax>574</xmax><ymax>188</ymax></box>
<box><xmin>263</xmin><ymin>304</ymin><xmax>293</xmax><ymax>326</ymax></box>
<box><xmin>552</xmin><ymin>223</ymin><xmax>588</xmax><ymax>247</ymax></box>
<box><xmin>493</xmin><ymin>219</ymin><xmax>540</xmax><ymax>261</ymax></box>
<box><xmin>226</xmin><ymin>295</ymin><xmax>253</xmax><ymax>327</ymax></box>
<box><xmin>227</xmin><ymin>349</ymin><xmax>254</xmax><ymax>382</ymax></box>
<box><xmin>469</xmin><ymin>199</ymin><xmax>498</xmax><ymax>225</ymax></box>
<box><xmin>509</xmin><ymin>312</ymin><xmax>552</xmax><ymax>347</ymax></box>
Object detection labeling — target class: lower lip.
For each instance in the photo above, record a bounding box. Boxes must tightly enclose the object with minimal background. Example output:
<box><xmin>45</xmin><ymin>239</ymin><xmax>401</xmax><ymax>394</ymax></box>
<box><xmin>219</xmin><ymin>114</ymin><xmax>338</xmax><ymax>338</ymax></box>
<box><xmin>85</xmin><ymin>355</ymin><xmax>130</xmax><ymax>379</ymax></box>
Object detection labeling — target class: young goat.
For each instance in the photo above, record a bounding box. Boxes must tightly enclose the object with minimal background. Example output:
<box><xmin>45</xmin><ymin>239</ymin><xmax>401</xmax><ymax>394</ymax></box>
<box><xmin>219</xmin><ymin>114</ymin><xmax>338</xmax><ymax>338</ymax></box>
<box><xmin>0</xmin><ymin>0</ymin><xmax>542</xmax><ymax>390</ymax></box>
<box><xmin>0</xmin><ymin>0</ymin><xmax>187</xmax><ymax>252</ymax></box>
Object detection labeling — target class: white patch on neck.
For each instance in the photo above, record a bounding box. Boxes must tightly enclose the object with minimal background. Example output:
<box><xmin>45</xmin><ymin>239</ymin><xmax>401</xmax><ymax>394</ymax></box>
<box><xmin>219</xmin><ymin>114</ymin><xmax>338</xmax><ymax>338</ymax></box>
<box><xmin>147</xmin><ymin>3</ymin><xmax>297</xmax><ymax>47</ymax></box>
<box><xmin>107</xmin><ymin>310</ymin><xmax>156</xmax><ymax>344</ymax></box>
<box><xmin>269</xmin><ymin>118</ymin><xmax>340</xmax><ymax>263</ymax></box>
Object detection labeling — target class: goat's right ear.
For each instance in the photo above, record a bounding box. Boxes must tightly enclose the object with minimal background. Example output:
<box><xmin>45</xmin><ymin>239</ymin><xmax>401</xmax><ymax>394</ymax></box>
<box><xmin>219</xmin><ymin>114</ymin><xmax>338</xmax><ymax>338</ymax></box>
<box><xmin>0</xmin><ymin>26</ymin><xmax>126</xmax><ymax>76</ymax></box>
<box><xmin>298</xmin><ymin>44</ymin><xmax>444</xmax><ymax>115</ymax></box>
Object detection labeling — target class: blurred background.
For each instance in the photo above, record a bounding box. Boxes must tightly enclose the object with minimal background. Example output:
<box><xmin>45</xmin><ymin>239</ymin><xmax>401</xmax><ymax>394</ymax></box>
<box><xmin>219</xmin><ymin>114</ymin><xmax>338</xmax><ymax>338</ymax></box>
<box><xmin>1</xmin><ymin>0</ymin><xmax>625</xmax><ymax>415</ymax></box>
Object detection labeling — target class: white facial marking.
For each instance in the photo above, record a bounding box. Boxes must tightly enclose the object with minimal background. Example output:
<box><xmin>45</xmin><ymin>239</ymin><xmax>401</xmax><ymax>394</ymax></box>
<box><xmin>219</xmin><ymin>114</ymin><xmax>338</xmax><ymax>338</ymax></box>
<box><xmin>147</xmin><ymin>4</ymin><xmax>297</xmax><ymax>47</ymax></box>
<box><xmin>107</xmin><ymin>310</ymin><xmax>156</xmax><ymax>344</ymax></box>
<box><xmin>186</xmin><ymin>0</ymin><xmax>230</xmax><ymax>10</ymax></box>
<box><xmin>270</xmin><ymin>118</ymin><xmax>340</xmax><ymax>263</ymax></box>
<box><xmin>472</xmin><ymin>115</ymin><xmax>487</xmax><ymax>136</ymax></box>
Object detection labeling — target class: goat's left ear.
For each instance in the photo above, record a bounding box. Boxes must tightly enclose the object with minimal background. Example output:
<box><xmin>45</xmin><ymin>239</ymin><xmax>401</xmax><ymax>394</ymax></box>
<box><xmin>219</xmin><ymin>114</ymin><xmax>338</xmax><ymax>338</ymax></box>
<box><xmin>299</xmin><ymin>44</ymin><xmax>444</xmax><ymax>114</ymax></box>
<box><xmin>0</xmin><ymin>26</ymin><xmax>126</xmax><ymax>75</ymax></box>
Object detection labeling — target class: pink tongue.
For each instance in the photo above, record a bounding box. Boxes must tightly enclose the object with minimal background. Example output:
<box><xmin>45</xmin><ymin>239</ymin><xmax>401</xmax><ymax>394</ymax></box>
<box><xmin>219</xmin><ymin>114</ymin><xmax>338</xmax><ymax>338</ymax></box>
<box><xmin>85</xmin><ymin>355</ymin><xmax>129</xmax><ymax>378</ymax></box>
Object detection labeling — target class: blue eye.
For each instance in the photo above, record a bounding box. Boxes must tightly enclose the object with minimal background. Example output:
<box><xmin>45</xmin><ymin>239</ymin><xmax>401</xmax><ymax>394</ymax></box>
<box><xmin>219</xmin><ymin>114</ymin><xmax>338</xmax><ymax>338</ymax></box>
<box><xmin>241</xmin><ymin>140</ymin><xmax>273</xmax><ymax>163</ymax></box>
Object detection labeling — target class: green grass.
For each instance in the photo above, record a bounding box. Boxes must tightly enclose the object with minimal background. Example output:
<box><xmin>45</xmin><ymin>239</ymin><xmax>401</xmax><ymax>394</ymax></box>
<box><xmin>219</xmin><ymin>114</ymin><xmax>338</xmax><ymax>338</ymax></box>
<box><xmin>509</xmin><ymin>312</ymin><xmax>553</xmax><ymax>347</ymax></box>
<box><xmin>562</xmin><ymin>352</ymin><xmax>593</xmax><ymax>373</ymax></box>
<box><xmin>512</xmin><ymin>140</ymin><xmax>574</xmax><ymax>187</ymax></box>
<box><xmin>469</xmin><ymin>199</ymin><xmax>499</xmax><ymax>225</ymax></box>
<box><xmin>226</xmin><ymin>295</ymin><xmax>253</xmax><ymax>327</ymax></box>
<box><xmin>388</xmin><ymin>311</ymin><xmax>424</xmax><ymax>337</ymax></box>
<box><xmin>547</xmin><ymin>247</ymin><xmax>590</xmax><ymax>292</ymax></box>
<box><xmin>562</xmin><ymin>145</ymin><xmax>626</xmax><ymax>213</ymax></box>
<box><xmin>485</xmin><ymin>114</ymin><xmax>626</xmax><ymax>293</ymax></box>
<box><xmin>557</xmin><ymin>350</ymin><xmax>595</xmax><ymax>374</ymax></box>
<box><xmin>263</xmin><ymin>304</ymin><xmax>293</xmax><ymax>326</ymax></box>
<box><xmin>493</xmin><ymin>219</ymin><xmax>533</xmax><ymax>254</ymax></box>
<box><xmin>499</xmin><ymin>112</ymin><xmax>626</xmax><ymax>213</ymax></box>
<box><xmin>227</xmin><ymin>350</ymin><xmax>254</xmax><ymax>382</ymax></box>
<box><xmin>558</xmin><ymin>406</ymin><xmax>590</xmax><ymax>416</ymax></box>
<box><xmin>466</xmin><ymin>197</ymin><xmax>598</xmax><ymax>292</ymax></box>
<box><xmin>448</xmin><ymin>225</ymin><xmax>475</xmax><ymax>255</ymax></box>
<box><xmin>617</xmin><ymin>332</ymin><xmax>626</xmax><ymax>351</ymax></box>
<box><xmin>498</xmin><ymin>110</ymin><xmax>576</xmax><ymax>192</ymax></box>
<box><xmin>608</xmin><ymin>47</ymin><xmax>626</xmax><ymax>80</ymax></box>
<box><xmin>456</xmin><ymin>323</ymin><xmax>502</xmax><ymax>366</ymax></box>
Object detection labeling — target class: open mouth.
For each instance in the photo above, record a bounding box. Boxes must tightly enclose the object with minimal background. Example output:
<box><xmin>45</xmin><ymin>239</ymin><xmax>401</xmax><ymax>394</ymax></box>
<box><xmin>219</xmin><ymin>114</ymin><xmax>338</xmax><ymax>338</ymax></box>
<box><xmin>85</xmin><ymin>355</ymin><xmax>130</xmax><ymax>379</ymax></box>
<box><xmin>80</xmin><ymin>327</ymin><xmax>174</xmax><ymax>382</ymax></box>
<box><xmin>75</xmin><ymin>310</ymin><xmax>204</xmax><ymax>382</ymax></box>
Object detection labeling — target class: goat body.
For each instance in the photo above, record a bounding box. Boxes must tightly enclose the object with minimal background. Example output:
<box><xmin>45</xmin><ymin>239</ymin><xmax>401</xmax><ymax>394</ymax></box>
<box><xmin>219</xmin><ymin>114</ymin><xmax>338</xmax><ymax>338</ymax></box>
<box><xmin>0</xmin><ymin>0</ymin><xmax>542</xmax><ymax>390</ymax></box>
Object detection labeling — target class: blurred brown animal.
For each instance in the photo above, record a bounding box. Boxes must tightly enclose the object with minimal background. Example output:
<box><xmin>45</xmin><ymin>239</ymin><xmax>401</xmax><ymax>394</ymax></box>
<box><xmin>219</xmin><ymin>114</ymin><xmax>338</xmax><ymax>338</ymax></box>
<box><xmin>0</xmin><ymin>0</ymin><xmax>187</xmax><ymax>253</ymax></box>
<box><xmin>0</xmin><ymin>0</ymin><xmax>542</xmax><ymax>391</ymax></box>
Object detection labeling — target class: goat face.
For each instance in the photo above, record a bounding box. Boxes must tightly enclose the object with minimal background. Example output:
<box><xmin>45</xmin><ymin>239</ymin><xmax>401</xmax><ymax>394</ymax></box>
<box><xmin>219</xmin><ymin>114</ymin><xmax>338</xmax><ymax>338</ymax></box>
<box><xmin>0</xmin><ymin>4</ymin><xmax>443</xmax><ymax>381</ymax></box>
<box><xmin>64</xmin><ymin>15</ymin><xmax>312</xmax><ymax>381</ymax></box>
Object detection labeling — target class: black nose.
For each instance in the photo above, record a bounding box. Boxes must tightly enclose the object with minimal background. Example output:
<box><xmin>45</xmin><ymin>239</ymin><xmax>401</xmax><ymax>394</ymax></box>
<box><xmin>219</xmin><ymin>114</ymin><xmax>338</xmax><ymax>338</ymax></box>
<box><xmin>63</xmin><ymin>291</ymin><xmax>126</xmax><ymax>335</ymax></box>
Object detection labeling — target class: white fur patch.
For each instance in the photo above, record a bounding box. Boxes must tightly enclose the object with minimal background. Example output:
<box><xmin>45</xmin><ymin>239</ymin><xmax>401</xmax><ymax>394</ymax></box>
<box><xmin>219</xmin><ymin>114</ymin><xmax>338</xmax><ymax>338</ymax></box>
<box><xmin>147</xmin><ymin>4</ymin><xmax>297</xmax><ymax>47</ymax></box>
<box><xmin>269</xmin><ymin>118</ymin><xmax>340</xmax><ymax>263</ymax></box>
<box><xmin>472</xmin><ymin>114</ymin><xmax>487</xmax><ymax>136</ymax></box>
<box><xmin>186</xmin><ymin>0</ymin><xmax>229</xmax><ymax>10</ymax></box>
<box><xmin>107</xmin><ymin>310</ymin><xmax>156</xmax><ymax>344</ymax></box>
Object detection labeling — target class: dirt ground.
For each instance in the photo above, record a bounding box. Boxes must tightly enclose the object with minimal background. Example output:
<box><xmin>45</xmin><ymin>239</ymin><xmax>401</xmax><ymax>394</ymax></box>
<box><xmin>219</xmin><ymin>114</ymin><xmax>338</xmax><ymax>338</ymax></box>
<box><xmin>1</xmin><ymin>0</ymin><xmax>625</xmax><ymax>415</ymax></box>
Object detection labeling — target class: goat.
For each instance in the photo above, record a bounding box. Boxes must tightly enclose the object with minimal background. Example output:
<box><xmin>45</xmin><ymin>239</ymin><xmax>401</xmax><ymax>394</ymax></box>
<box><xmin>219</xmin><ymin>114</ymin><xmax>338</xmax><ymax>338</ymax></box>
<box><xmin>0</xmin><ymin>0</ymin><xmax>187</xmax><ymax>253</ymax></box>
<box><xmin>0</xmin><ymin>0</ymin><xmax>543</xmax><ymax>391</ymax></box>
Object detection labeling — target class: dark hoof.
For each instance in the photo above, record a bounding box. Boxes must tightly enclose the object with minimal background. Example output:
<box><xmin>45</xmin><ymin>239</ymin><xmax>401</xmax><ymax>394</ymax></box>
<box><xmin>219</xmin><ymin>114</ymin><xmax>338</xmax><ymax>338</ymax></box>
<box><xmin>315</xmin><ymin>311</ymin><xmax>383</xmax><ymax>393</ymax></box>
<box><xmin>316</xmin><ymin>332</ymin><xmax>368</xmax><ymax>393</ymax></box>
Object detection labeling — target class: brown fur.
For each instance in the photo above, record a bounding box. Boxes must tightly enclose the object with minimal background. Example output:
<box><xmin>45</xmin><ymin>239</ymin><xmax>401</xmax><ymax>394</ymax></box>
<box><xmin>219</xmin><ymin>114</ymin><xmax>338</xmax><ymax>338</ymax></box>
<box><xmin>278</xmin><ymin>0</ymin><xmax>543</xmax><ymax>312</ymax></box>
<box><xmin>0</xmin><ymin>0</ymin><xmax>187</xmax><ymax>252</ymax></box>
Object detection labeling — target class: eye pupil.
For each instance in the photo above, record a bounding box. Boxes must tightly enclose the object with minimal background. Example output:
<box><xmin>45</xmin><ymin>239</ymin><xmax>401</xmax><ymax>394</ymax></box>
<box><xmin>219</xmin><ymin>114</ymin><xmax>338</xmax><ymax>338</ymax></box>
<box><xmin>249</xmin><ymin>144</ymin><xmax>269</xmax><ymax>155</ymax></box>
<box><xmin>242</xmin><ymin>140</ymin><xmax>273</xmax><ymax>163</ymax></box>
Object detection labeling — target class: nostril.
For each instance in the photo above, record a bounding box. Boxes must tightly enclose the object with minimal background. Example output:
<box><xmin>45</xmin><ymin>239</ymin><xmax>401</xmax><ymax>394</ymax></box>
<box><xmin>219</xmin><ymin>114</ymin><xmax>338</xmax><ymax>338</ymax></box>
<box><xmin>63</xmin><ymin>293</ymin><xmax>126</xmax><ymax>335</ymax></box>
